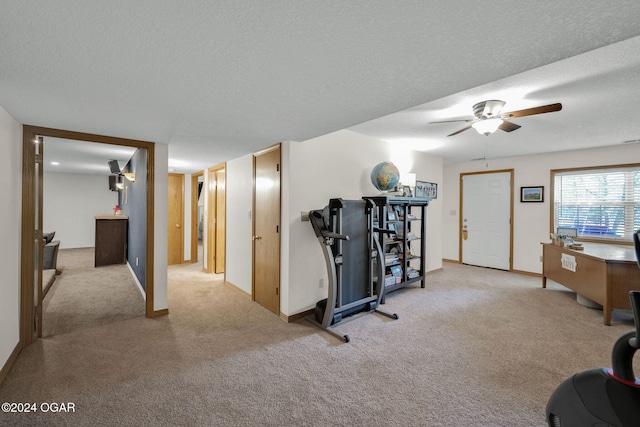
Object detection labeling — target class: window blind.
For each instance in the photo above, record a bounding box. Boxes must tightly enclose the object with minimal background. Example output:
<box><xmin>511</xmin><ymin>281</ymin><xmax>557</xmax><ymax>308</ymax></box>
<box><xmin>553</xmin><ymin>166</ymin><xmax>640</xmax><ymax>241</ymax></box>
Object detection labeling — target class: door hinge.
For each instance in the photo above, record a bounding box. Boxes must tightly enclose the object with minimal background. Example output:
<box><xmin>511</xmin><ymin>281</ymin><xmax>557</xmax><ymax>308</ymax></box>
<box><xmin>276</xmin><ymin>225</ymin><xmax>279</xmax><ymax>233</ymax></box>
<box><xmin>276</xmin><ymin>163</ymin><xmax>279</xmax><ymax>172</ymax></box>
<box><xmin>276</xmin><ymin>288</ymin><xmax>279</xmax><ymax>295</ymax></box>
<box><xmin>35</xmin><ymin>154</ymin><xmax>43</xmax><ymax>163</ymax></box>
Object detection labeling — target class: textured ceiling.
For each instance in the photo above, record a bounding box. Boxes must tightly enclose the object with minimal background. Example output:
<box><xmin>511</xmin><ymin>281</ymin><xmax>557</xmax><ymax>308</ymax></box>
<box><xmin>2</xmin><ymin>1</ymin><xmax>640</xmax><ymax>173</ymax></box>
<box><xmin>42</xmin><ymin>137</ymin><xmax>136</xmax><ymax>175</ymax></box>
<box><xmin>350</xmin><ymin>36</ymin><xmax>640</xmax><ymax>162</ymax></box>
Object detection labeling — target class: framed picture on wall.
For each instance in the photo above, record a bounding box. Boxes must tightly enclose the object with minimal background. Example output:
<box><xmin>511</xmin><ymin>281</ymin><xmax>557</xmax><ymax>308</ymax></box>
<box><xmin>520</xmin><ymin>186</ymin><xmax>544</xmax><ymax>202</ymax></box>
<box><xmin>415</xmin><ymin>181</ymin><xmax>437</xmax><ymax>199</ymax></box>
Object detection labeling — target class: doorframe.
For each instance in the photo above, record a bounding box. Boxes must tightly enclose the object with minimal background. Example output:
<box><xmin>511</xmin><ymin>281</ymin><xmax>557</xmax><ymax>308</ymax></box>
<box><xmin>214</xmin><ymin>167</ymin><xmax>226</xmax><ymax>274</ymax></box>
<box><xmin>190</xmin><ymin>170</ymin><xmax>204</xmax><ymax>264</ymax></box>
<box><xmin>459</xmin><ymin>169</ymin><xmax>514</xmax><ymax>270</ymax></box>
<box><xmin>206</xmin><ymin>163</ymin><xmax>226</xmax><ymax>274</ymax></box>
<box><xmin>251</xmin><ymin>143</ymin><xmax>281</xmax><ymax>314</ymax></box>
<box><xmin>20</xmin><ymin>125</ymin><xmax>158</xmax><ymax>348</ymax></box>
<box><xmin>168</xmin><ymin>173</ymin><xmax>185</xmax><ymax>265</ymax></box>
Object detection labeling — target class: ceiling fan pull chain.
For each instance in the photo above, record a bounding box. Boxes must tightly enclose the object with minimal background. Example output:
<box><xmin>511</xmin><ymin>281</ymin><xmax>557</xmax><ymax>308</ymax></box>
<box><xmin>485</xmin><ymin>141</ymin><xmax>489</xmax><ymax>168</ymax></box>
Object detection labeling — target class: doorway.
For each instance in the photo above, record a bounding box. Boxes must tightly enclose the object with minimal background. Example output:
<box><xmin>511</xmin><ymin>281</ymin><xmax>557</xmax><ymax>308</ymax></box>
<box><xmin>190</xmin><ymin>171</ymin><xmax>204</xmax><ymax>265</ymax></box>
<box><xmin>460</xmin><ymin>170</ymin><xmax>513</xmax><ymax>270</ymax></box>
<box><xmin>252</xmin><ymin>144</ymin><xmax>281</xmax><ymax>315</ymax></box>
<box><xmin>206</xmin><ymin>164</ymin><xmax>226</xmax><ymax>274</ymax></box>
<box><xmin>168</xmin><ymin>173</ymin><xmax>184</xmax><ymax>265</ymax></box>
<box><xmin>20</xmin><ymin>125</ymin><xmax>158</xmax><ymax>347</ymax></box>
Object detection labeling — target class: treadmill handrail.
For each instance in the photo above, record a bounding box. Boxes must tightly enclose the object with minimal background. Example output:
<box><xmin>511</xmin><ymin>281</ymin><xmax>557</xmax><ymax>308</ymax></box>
<box><xmin>321</xmin><ymin>230</ymin><xmax>349</xmax><ymax>240</ymax></box>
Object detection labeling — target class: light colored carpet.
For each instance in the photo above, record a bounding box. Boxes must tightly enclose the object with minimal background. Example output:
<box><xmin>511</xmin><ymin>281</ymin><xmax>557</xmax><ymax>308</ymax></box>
<box><xmin>42</xmin><ymin>248</ymin><xmax>145</xmax><ymax>337</ymax></box>
<box><xmin>0</xmin><ymin>260</ymin><xmax>636</xmax><ymax>426</ymax></box>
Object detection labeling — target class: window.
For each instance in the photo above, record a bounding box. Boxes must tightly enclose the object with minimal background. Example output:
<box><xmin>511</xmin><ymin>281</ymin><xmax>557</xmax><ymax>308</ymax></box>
<box><xmin>552</xmin><ymin>165</ymin><xmax>640</xmax><ymax>242</ymax></box>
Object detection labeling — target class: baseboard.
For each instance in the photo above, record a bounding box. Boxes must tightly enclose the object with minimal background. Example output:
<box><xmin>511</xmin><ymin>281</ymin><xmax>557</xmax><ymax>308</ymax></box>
<box><xmin>127</xmin><ymin>261</ymin><xmax>147</xmax><ymax>300</ymax></box>
<box><xmin>281</xmin><ymin>308</ymin><xmax>314</xmax><ymax>323</ymax></box>
<box><xmin>222</xmin><ymin>280</ymin><xmax>312</xmax><ymax>323</ymax></box>
<box><xmin>149</xmin><ymin>309</ymin><xmax>169</xmax><ymax>317</ymax></box>
<box><xmin>442</xmin><ymin>260</ymin><xmax>541</xmax><ymax>277</ymax></box>
<box><xmin>278</xmin><ymin>271</ymin><xmax>448</xmax><ymax>323</ymax></box>
<box><xmin>42</xmin><ymin>269</ymin><xmax>57</xmax><ymax>297</ymax></box>
<box><xmin>224</xmin><ymin>281</ymin><xmax>252</xmax><ymax>299</ymax></box>
<box><xmin>511</xmin><ymin>269</ymin><xmax>542</xmax><ymax>278</ymax></box>
<box><xmin>0</xmin><ymin>341</ymin><xmax>22</xmax><ymax>386</ymax></box>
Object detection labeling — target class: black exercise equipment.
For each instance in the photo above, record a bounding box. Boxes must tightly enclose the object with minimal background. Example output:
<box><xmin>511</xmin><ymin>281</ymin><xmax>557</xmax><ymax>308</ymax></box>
<box><xmin>307</xmin><ymin>198</ymin><xmax>397</xmax><ymax>342</ymax></box>
<box><xmin>545</xmin><ymin>229</ymin><xmax>640</xmax><ymax>426</ymax></box>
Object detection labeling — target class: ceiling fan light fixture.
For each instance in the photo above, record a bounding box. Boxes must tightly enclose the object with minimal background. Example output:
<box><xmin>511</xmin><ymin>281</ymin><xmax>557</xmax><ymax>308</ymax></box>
<box><xmin>472</xmin><ymin>118</ymin><xmax>503</xmax><ymax>136</ymax></box>
<box><xmin>482</xmin><ymin>100</ymin><xmax>506</xmax><ymax>117</ymax></box>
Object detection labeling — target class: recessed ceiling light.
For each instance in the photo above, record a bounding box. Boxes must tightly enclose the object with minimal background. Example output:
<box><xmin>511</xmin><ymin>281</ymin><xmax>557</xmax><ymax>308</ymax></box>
<box><xmin>51</xmin><ymin>161</ymin><xmax>59</xmax><ymax>166</ymax></box>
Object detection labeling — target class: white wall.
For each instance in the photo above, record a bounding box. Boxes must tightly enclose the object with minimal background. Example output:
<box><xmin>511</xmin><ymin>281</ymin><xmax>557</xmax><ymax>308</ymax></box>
<box><xmin>222</xmin><ymin>130</ymin><xmax>443</xmax><ymax>316</ymax></box>
<box><xmin>225</xmin><ymin>154</ymin><xmax>254</xmax><ymax>294</ymax></box>
<box><xmin>43</xmin><ymin>171</ymin><xmax>119</xmax><ymax>248</ymax></box>
<box><xmin>443</xmin><ymin>143</ymin><xmax>640</xmax><ymax>274</ymax></box>
<box><xmin>285</xmin><ymin>129</ymin><xmax>443</xmax><ymax>315</ymax></box>
<box><xmin>154</xmin><ymin>143</ymin><xmax>169</xmax><ymax>311</ymax></box>
<box><xmin>0</xmin><ymin>106</ymin><xmax>22</xmax><ymax>372</ymax></box>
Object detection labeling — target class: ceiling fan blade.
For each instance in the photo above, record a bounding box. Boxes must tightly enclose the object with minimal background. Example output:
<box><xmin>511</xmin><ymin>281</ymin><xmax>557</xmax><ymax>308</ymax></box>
<box><xmin>429</xmin><ymin>119</ymin><xmax>473</xmax><ymax>124</ymax></box>
<box><xmin>447</xmin><ymin>125</ymin><xmax>473</xmax><ymax>137</ymax></box>
<box><xmin>503</xmin><ymin>103</ymin><xmax>562</xmax><ymax>118</ymax></box>
<box><xmin>499</xmin><ymin>120</ymin><xmax>521</xmax><ymax>133</ymax></box>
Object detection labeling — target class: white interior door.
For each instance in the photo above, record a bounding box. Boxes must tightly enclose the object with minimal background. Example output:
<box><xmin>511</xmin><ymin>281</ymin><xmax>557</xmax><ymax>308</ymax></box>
<box><xmin>462</xmin><ymin>172</ymin><xmax>511</xmax><ymax>270</ymax></box>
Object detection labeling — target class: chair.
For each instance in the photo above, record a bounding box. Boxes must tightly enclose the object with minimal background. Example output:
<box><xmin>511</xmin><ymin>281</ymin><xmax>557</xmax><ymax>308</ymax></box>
<box><xmin>42</xmin><ymin>231</ymin><xmax>60</xmax><ymax>272</ymax></box>
<box><xmin>43</xmin><ymin>240</ymin><xmax>60</xmax><ymax>272</ymax></box>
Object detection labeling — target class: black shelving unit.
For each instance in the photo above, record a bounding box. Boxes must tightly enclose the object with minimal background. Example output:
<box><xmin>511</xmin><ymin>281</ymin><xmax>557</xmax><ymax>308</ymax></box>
<box><xmin>366</xmin><ymin>196</ymin><xmax>430</xmax><ymax>303</ymax></box>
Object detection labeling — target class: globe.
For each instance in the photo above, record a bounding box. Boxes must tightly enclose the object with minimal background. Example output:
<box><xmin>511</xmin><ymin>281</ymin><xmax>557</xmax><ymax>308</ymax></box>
<box><xmin>370</xmin><ymin>161</ymin><xmax>400</xmax><ymax>192</ymax></box>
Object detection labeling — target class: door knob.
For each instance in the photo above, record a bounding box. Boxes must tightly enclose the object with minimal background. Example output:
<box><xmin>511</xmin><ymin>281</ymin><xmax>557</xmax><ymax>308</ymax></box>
<box><xmin>252</xmin><ymin>236</ymin><xmax>262</xmax><ymax>241</ymax></box>
<box><xmin>176</xmin><ymin>224</ymin><xmax>181</xmax><ymax>228</ymax></box>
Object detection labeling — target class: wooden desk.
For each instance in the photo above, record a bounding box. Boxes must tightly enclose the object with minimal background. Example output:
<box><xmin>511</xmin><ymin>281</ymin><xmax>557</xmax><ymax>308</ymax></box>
<box><xmin>541</xmin><ymin>242</ymin><xmax>640</xmax><ymax>325</ymax></box>
<box><xmin>95</xmin><ymin>215</ymin><xmax>128</xmax><ymax>267</ymax></box>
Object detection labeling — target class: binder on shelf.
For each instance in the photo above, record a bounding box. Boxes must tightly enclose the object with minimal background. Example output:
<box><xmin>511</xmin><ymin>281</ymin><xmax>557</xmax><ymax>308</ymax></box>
<box><xmin>384</xmin><ymin>274</ymin><xmax>396</xmax><ymax>287</ymax></box>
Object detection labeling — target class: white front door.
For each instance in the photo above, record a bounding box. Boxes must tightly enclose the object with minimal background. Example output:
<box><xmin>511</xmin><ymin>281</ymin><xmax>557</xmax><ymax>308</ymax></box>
<box><xmin>461</xmin><ymin>171</ymin><xmax>512</xmax><ymax>270</ymax></box>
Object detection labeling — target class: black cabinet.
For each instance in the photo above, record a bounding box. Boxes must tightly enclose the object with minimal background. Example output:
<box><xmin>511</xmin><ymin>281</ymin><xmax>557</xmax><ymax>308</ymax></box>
<box><xmin>367</xmin><ymin>196</ymin><xmax>429</xmax><ymax>303</ymax></box>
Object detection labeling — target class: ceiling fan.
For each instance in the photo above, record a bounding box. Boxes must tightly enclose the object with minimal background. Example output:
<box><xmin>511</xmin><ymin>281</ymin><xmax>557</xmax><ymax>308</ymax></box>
<box><xmin>430</xmin><ymin>100</ymin><xmax>562</xmax><ymax>137</ymax></box>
